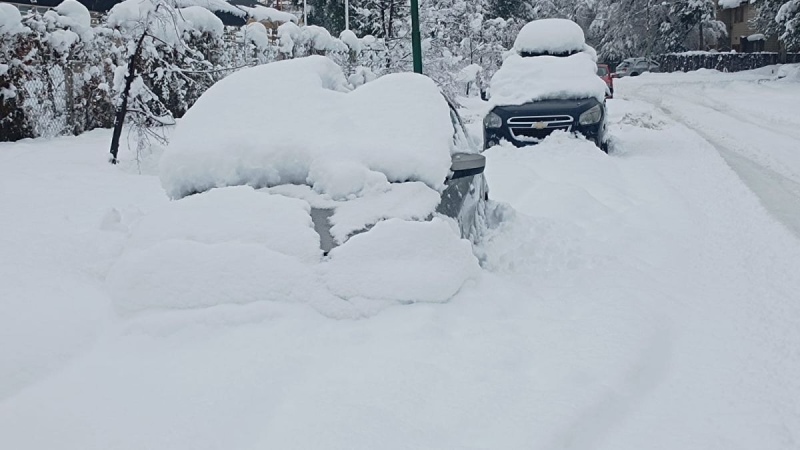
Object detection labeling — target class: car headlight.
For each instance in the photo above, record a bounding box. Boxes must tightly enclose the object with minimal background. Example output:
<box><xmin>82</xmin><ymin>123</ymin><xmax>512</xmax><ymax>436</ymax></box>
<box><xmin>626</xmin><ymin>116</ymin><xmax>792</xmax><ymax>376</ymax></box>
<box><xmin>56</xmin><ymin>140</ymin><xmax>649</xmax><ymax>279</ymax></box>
<box><xmin>579</xmin><ymin>104</ymin><xmax>603</xmax><ymax>125</ymax></box>
<box><xmin>483</xmin><ymin>111</ymin><xmax>502</xmax><ymax>129</ymax></box>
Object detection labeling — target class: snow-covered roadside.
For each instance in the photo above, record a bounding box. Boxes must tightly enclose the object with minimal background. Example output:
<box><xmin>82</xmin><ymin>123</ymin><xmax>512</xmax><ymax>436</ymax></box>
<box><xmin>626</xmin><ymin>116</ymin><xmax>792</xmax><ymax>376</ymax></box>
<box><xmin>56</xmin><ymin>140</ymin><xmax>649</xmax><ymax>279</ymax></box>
<box><xmin>617</xmin><ymin>65</ymin><xmax>800</xmax><ymax>236</ymax></box>
<box><xmin>1</xmin><ymin>69</ymin><xmax>800</xmax><ymax>449</ymax></box>
<box><xmin>0</xmin><ymin>131</ymin><xmax>168</xmax><ymax>400</ymax></box>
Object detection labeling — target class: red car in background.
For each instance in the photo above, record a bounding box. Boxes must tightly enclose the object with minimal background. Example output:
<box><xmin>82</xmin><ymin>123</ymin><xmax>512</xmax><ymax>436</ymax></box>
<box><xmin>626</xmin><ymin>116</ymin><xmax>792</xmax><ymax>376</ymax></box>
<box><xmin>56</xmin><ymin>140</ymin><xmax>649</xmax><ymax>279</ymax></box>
<box><xmin>597</xmin><ymin>64</ymin><xmax>613</xmax><ymax>99</ymax></box>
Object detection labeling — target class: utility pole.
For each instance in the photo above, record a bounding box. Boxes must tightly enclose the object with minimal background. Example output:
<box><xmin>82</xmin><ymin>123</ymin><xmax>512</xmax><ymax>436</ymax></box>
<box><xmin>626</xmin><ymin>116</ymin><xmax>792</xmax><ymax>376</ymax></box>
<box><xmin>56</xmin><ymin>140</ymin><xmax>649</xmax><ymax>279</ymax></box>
<box><xmin>345</xmin><ymin>0</ymin><xmax>349</xmax><ymax>30</ymax></box>
<box><xmin>303</xmin><ymin>0</ymin><xmax>307</xmax><ymax>25</ymax></box>
<box><xmin>410</xmin><ymin>0</ymin><xmax>422</xmax><ymax>73</ymax></box>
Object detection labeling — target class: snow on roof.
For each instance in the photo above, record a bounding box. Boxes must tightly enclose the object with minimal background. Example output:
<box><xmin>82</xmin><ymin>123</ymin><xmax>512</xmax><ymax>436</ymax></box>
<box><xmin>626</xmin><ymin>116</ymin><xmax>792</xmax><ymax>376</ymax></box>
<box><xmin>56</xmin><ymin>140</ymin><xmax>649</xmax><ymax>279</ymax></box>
<box><xmin>488</xmin><ymin>51</ymin><xmax>607</xmax><ymax>105</ymax></box>
<box><xmin>179</xmin><ymin>6</ymin><xmax>224</xmax><ymax>36</ymax></box>
<box><xmin>718</xmin><ymin>0</ymin><xmax>746</xmax><ymax>9</ymax></box>
<box><xmin>160</xmin><ymin>56</ymin><xmax>455</xmax><ymax>200</ymax></box>
<box><xmin>513</xmin><ymin>18</ymin><xmax>587</xmax><ymax>56</ymax></box>
<box><xmin>747</xmin><ymin>33</ymin><xmax>765</xmax><ymax>41</ymax></box>
<box><xmin>244</xmin><ymin>5</ymin><xmax>298</xmax><ymax>23</ymax></box>
<box><xmin>0</xmin><ymin>3</ymin><xmax>25</xmax><ymax>35</ymax></box>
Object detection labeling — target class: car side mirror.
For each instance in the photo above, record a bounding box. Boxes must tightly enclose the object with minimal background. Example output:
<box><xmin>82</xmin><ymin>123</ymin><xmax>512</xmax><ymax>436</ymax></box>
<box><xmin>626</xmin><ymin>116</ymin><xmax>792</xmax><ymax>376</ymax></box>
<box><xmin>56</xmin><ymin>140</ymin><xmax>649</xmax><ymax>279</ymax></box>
<box><xmin>449</xmin><ymin>153</ymin><xmax>486</xmax><ymax>180</ymax></box>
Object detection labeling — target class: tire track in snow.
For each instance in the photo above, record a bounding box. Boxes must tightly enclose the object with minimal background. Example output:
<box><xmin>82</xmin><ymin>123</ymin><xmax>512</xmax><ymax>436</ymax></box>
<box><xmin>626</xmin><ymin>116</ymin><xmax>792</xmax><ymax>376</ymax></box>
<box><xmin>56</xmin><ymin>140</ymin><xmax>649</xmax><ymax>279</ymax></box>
<box><xmin>632</xmin><ymin>91</ymin><xmax>800</xmax><ymax>239</ymax></box>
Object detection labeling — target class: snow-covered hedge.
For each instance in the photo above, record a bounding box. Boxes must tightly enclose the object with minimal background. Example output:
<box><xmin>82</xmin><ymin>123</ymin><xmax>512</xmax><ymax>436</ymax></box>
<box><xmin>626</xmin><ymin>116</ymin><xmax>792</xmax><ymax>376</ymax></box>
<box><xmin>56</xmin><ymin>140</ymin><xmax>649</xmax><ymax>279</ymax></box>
<box><xmin>654</xmin><ymin>51</ymin><xmax>800</xmax><ymax>73</ymax></box>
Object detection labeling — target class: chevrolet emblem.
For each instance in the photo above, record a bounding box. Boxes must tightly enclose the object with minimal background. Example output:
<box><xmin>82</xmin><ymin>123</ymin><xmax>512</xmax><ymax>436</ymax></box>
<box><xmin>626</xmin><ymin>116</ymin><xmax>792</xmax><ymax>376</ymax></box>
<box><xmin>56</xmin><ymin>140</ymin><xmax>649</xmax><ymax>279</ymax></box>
<box><xmin>533</xmin><ymin>121</ymin><xmax>547</xmax><ymax>130</ymax></box>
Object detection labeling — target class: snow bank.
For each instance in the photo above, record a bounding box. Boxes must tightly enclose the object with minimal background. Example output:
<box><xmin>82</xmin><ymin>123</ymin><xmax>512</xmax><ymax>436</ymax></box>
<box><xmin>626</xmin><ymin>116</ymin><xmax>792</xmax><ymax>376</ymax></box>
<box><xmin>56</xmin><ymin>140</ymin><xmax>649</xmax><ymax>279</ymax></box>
<box><xmin>513</xmin><ymin>18</ymin><xmax>588</xmax><ymax>56</ymax></box>
<box><xmin>322</xmin><ymin>218</ymin><xmax>479</xmax><ymax>303</ymax></box>
<box><xmin>245</xmin><ymin>5</ymin><xmax>297</xmax><ymax>23</ymax></box>
<box><xmin>488</xmin><ymin>52</ymin><xmax>608</xmax><ymax>105</ymax></box>
<box><xmin>0</xmin><ymin>3</ymin><xmax>24</xmax><ymax>35</ymax></box>
<box><xmin>160</xmin><ymin>56</ymin><xmax>454</xmax><ymax>200</ymax></box>
<box><xmin>179</xmin><ymin>6</ymin><xmax>224</xmax><ymax>36</ymax></box>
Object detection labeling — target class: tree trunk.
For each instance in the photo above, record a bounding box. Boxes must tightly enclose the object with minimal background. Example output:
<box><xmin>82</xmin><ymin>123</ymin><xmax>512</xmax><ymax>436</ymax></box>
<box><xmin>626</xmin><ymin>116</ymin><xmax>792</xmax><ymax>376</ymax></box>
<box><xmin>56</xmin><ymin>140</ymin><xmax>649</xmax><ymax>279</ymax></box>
<box><xmin>109</xmin><ymin>32</ymin><xmax>147</xmax><ymax>165</ymax></box>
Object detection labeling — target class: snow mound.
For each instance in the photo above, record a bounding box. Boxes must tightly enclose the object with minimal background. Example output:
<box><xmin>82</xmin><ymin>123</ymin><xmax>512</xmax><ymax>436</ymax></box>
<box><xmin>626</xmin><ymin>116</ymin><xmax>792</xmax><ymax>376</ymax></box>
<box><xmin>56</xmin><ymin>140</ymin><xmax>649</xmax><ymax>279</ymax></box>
<box><xmin>107</xmin><ymin>187</ymin><xmax>323</xmax><ymax>313</ymax></box>
<box><xmin>179</xmin><ymin>6</ymin><xmax>224</xmax><ymax>36</ymax></box>
<box><xmin>108</xmin><ymin>240</ymin><xmax>320</xmax><ymax>313</ymax></box>
<box><xmin>489</xmin><ymin>52</ymin><xmax>607</xmax><ymax>105</ymax></box>
<box><xmin>0</xmin><ymin>3</ymin><xmax>24</xmax><ymax>35</ymax></box>
<box><xmin>514</xmin><ymin>18</ymin><xmax>588</xmax><ymax>56</ymax></box>
<box><xmin>322</xmin><ymin>218</ymin><xmax>480</xmax><ymax>304</ymax></box>
<box><xmin>127</xmin><ymin>186</ymin><xmax>321</xmax><ymax>261</ymax></box>
<box><xmin>54</xmin><ymin>0</ymin><xmax>92</xmax><ymax>37</ymax></box>
<box><xmin>160</xmin><ymin>56</ymin><xmax>454</xmax><ymax>200</ymax></box>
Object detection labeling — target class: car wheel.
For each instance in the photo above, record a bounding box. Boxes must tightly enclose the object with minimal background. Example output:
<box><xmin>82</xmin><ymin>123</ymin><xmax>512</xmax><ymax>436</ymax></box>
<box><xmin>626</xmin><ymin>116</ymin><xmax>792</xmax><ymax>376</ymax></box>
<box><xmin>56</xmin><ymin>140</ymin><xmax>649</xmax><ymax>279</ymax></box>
<box><xmin>630</xmin><ymin>72</ymin><xmax>639</xmax><ymax>77</ymax></box>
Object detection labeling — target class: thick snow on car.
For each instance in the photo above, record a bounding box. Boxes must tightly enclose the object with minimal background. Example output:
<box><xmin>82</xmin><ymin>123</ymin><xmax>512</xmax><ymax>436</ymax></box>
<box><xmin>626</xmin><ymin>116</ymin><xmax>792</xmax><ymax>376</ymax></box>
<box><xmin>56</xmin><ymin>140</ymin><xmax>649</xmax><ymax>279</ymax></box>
<box><xmin>482</xmin><ymin>19</ymin><xmax>609</xmax><ymax>151</ymax></box>
<box><xmin>127</xmin><ymin>56</ymin><xmax>487</xmax><ymax>315</ymax></box>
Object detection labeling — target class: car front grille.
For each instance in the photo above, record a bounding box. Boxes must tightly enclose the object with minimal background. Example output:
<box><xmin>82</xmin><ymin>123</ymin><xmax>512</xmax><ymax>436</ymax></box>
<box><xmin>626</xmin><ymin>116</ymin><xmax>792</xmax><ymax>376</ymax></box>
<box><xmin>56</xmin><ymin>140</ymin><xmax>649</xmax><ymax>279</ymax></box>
<box><xmin>508</xmin><ymin>115</ymin><xmax>573</xmax><ymax>142</ymax></box>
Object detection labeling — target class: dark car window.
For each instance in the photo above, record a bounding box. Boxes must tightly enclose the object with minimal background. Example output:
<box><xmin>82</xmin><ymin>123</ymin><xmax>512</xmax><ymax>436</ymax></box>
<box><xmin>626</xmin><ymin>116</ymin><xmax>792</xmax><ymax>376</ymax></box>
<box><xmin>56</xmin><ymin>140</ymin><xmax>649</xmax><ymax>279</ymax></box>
<box><xmin>597</xmin><ymin>66</ymin><xmax>609</xmax><ymax>76</ymax></box>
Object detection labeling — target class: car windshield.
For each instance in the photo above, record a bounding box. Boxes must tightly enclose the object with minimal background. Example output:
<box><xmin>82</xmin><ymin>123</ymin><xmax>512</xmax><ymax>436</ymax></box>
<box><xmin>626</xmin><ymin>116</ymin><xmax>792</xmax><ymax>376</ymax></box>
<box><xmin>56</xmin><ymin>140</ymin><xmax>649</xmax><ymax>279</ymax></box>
<box><xmin>597</xmin><ymin>66</ymin><xmax>609</xmax><ymax>76</ymax></box>
<box><xmin>617</xmin><ymin>61</ymin><xmax>631</xmax><ymax>70</ymax></box>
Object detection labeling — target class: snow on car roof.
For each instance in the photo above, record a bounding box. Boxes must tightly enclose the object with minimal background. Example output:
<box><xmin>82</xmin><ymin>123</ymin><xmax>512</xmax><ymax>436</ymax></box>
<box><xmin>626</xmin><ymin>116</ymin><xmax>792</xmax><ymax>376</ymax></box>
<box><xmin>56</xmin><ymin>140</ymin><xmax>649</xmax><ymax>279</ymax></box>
<box><xmin>513</xmin><ymin>18</ymin><xmax>588</xmax><ymax>56</ymax></box>
<box><xmin>159</xmin><ymin>56</ymin><xmax>455</xmax><ymax>200</ymax></box>
<box><xmin>488</xmin><ymin>52</ymin><xmax>608</xmax><ymax>105</ymax></box>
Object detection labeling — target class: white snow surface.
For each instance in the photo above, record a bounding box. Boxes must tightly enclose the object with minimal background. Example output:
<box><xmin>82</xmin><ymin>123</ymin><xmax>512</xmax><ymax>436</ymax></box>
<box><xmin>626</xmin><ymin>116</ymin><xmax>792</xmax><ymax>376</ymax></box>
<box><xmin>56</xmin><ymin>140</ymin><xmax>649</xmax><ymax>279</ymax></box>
<box><xmin>0</xmin><ymin>3</ymin><xmax>24</xmax><ymax>35</ymax></box>
<box><xmin>3</xmin><ymin>66</ymin><xmax>800</xmax><ymax>450</ymax></box>
<box><xmin>178</xmin><ymin>6</ymin><xmax>224</xmax><ymax>36</ymax></box>
<box><xmin>719</xmin><ymin>0</ymin><xmax>747</xmax><ymax>9</ymax></box>
<box><xmin>244</xmin><ymin>5</ymin><xmax>298</xmax><ymax>23</ymax></box>
<box><xmin>175</xmin><ymin>0</ymin><xmax>245</xmax><ymax>17</ymax></box>
<box><xmin>513</xmin><ymin>18</ymin><xmax>589</xmax><ymax>55</ymax></box>
<box><xmin>488</xmin><ymin>52</ymin><xmax>608</xmax><ymax>105</ymax></box>
<box><xmin>160</xmin><ymin>56</ymin><xmax>454</xmax><ymax>200</ymax></box>
<box><xmin>53</xmin><ymin>0</ymin><xmax>92</xmax><ymax>37</ymax></box>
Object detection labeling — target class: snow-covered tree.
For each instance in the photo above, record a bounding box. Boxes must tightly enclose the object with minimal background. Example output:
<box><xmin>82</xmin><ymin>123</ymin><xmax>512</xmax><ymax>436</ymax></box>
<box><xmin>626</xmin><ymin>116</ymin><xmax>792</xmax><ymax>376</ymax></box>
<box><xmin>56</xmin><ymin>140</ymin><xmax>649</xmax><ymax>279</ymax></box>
<box><xmin>776</xmin><ymin>0</ymin><xmax>800</xmax><ymax>49</ymax></box>
<box><xmin>660</xmin><ymin>0</ymin><xmax>726</xmax><ymax>51</ymax></box>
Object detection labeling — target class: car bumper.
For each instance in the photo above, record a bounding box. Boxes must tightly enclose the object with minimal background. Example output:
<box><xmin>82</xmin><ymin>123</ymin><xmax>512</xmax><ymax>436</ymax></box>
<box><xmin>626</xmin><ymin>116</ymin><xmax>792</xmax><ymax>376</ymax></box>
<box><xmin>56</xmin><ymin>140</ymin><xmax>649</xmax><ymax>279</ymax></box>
<box><xmin>484</xmin><ymin>120</ymin><xmax>604</xmax><ymax>149</ymax></box>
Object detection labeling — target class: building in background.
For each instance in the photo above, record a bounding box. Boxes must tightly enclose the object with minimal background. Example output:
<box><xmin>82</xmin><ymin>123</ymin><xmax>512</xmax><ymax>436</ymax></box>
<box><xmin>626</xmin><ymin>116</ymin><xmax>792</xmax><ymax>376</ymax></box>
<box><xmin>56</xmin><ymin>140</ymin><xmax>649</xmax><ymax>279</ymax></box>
<box><xmin>717</xmin><ymin>0</ymin><xmax>781</xmax><ymax>52</ymax></box>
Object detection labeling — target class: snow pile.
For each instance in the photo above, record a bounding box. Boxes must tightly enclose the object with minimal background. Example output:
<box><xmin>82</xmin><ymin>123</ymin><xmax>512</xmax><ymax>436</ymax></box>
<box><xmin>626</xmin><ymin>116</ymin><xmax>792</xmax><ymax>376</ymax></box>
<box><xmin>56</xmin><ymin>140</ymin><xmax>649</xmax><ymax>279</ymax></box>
<box><xmin>747</xmin><ymin>33</ymin><xmax>766</xmax><ymax>41</ymax></box>
<box><xmin>107</xmin><ymin>187</ymin><xmax>324</xmax><ymax>313</ymax></box>
<box><xmin>513</xmin><ymin>18</ymin><xmax>590</xmax><ymax>56</ymax></box>
<box><xmin>322</xmin><ymin>218</ymin><xmax>479</xmax><ymax>304</ymax></box>
<box><xmin>179</xmin><ymin>6</ymin><xmax>224</xmax><ymax>36</ymax></box>
<box><xmin>0</xmin><ymin>3</ymin><xmax>24</xmax><ymax>35</ymax></box>
<box><xmin>160</xmin><ymin>56</ymin><xmax>454</xmax><ymax>200</ymax></box>
<box><xmin>245</xmin><ymin>6</ymin><xmax>298</xmax><ymax>23</ymax></box>
<box><xmin>488</xmin><ymin>52</ymin><xmax>608</xmax><ymax>104</ymax></box>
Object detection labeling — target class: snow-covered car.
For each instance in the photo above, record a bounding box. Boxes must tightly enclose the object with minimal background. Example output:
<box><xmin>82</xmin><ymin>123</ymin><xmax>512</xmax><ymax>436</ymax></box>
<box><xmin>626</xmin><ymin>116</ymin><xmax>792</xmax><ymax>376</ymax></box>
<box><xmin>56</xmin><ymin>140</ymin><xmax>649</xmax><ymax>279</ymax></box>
<box><xmin>614</xmin><ymin>58</ymin><xmax>660</xmax><ymax>77</ymax></box>
<box><xmin>482</xmin><ymin>19</ymin><xmax>609</xmax><ymax>152</ymax></box>
<box><xmin>159</xmin><ymin>56</ymin><xmax>489</xmax><ymax>253</ymax></box>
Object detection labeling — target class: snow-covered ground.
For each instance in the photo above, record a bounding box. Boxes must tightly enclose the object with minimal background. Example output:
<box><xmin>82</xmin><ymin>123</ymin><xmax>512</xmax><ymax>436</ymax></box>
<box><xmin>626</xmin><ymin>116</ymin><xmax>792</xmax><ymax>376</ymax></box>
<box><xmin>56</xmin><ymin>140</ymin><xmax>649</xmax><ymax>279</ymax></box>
<box><xmin>2</xmin><ymin>66</ymin><xmax>800</xmax><ymax>449</ymax></box>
